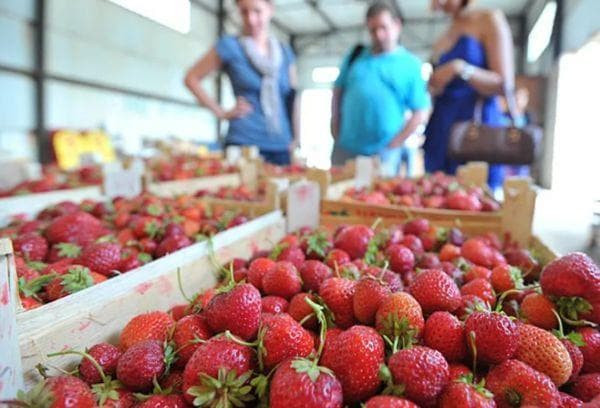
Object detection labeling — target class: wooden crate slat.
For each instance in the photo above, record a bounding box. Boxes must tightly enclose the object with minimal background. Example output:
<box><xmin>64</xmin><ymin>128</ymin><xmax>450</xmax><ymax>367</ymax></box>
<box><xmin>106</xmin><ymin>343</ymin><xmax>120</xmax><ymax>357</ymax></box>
<box><xmin>148</xmin><ymin>173</ymin><xmax>241</xmax><ymax>197</ymax></box>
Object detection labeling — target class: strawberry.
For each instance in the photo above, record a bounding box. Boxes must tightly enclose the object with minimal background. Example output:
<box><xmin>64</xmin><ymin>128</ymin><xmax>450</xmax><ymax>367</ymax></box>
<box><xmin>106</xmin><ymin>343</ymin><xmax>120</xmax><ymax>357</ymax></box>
<box><xmin>386</xmin><ymin>345</ymin><xmax>450</xmax><ymax>406</ymax></box>
<box><xmin>578</xmin><ymin>327</ymin><xmax>600</xmax><ymax>373</ymax></box>
<box><xmin>491</xmin><ymin>264</ymin><xmax>524</xmax><ymax>293</ymax></box>
<box><xmin>288</xmin><ymin>293</ymin><xmax>317</xmax><ymax>330</ymax></box>
<box><xmin>460</xmin><ymin>278</ymin><xmax>496</xmax><ymax>307</ymax></box>
<box><xmin>100</xmin><ymin>388</ymin><xmax>136</xmax><ymax>408</ymax></box>
<box><xmin>320</xmin><ymin>325</ymin><xmax>384</xmax><ymax>403</ymax></box>
<box><xmin>461</xmin><ymin>238</ymin><xmax>495</xmax><ymax>268</ymax></box>
<box><xmin>45</xmin><ymin>211</ymin><xmax>104</xmax><ymax>246</ymax></box>
<box><xmin>247</xmin><ymin>257</ymin><xmax>275</xmax><ymax>292</ymax></box>
<box><xmin>403</xmin><ymin>218</ymin><xmax>430</xmax><ymax>236</ymax></box>
<box><xmin>325</xmin><ymin>248</ymin><xmax>351</xmax><ymax>269</ymax></box>
<box><xmin>17</xmin><ymin>375</ymin><xmax>95</xmax><ymax>408</ymax></box>
<box><xmin>362</xmin><ymin>267</ymin><xmax>404</xmax><ymax>292</ymax></box>
<box><xmin>13</xmin><ymin>233</ymin><xmax>48</xmax><ymax>261</ymax></box>
<box><xmin>416</xmin><ymin>252</ymin><xmax>442</xmax><ymax>269</ymax></box>
<box><xmin>504</xmin><ymin>247</ymin><xmax>540</xmax><ymax>278</ymax></box>
<box><xmin>119</xmin><ymin>311</ymin><xmax>174</xmax><ymax>350</ymax></box>
<box><xmin>560</xmin><ymin>335</ymin><xmax>585</xmax><ymax>382</ymax></box>
<box><xmin>520</xmin><ymin>292</ymin><xmax>557</xmax><ymax>329</ymax></box>
<box><xmin>400</xmin><ymin>235</ymin><xmax>424</xmax><ymax>255</ymax></box>
<box><xmin>160</xmin><ymin>370</ymin><xmax>184</xmax><ymax>394</ymax></box>
<box><xmin>137</xmin><ymin>394</ymin><xmax>188</xmax><ymax>407</ymax></box>
<box><xmin>375</xmin><ymin>292</ymin><xmax>424</xmax><ymax>342</ymax></box>
<box><xmin>262</xmin><ymin>261</ymin><xmax>302</xmax><ymax>300</ymax></box>
<box><xmin>47</xmin><ymin>243</ymin><xmax>82</xmax><ymax>263</ymax></box>
<box><xmin>439</xmin><ymin>244</ymin><xmax>461</xmax><ymax>263</ymax></box>
<box><xmin>448</xmin><ymin>364</ymin><xmax>472</xmax><ymax>381</ymax></box>
<box><xmin>364</xmin><ymin>396</ymin><xmax>419</xmax><ymax>407</ymax></box>
<box><xmin>570</xmin><ymin>373</ymin><xmax>600</xmax><ymax>402</ymax></box>
<box><xmin>131</xmin><ymin>216</ymin><xmax>162</xmax><ymax>239</ymax></box>
<box><xmin>299</xmin><ymin>260</ymin><xmax>332</xmax><ymax>292</ymax></box>
<box><xmin>540</xmin><ymin>252</ymin><xmax>600</xmax><ymax>325</ymax></box>
<box><xmin>182</xmin><ymin>338</ymin><xmax>255</xmax><ymax>406</ymax></box>
<box><xmin>79</xmin><ymin>242</ymin><xmax>122</xmax><ymax>276</ymax></box>
<box><xmin>116</xmin><ymin>340</ymin><xmax>168</xmax><ymax>392</ymax></box>
<box><xmin>464</xmin><ymin>311</ymin><xmax>518</xmax><ymax>365</ymax></box>
<box><xmin>79</xmin><ymin>342</ymin><xmax>122</xmax><ymax>385</ymax></box>
<box><xmin>155</xmin><ymin>234</ymin><xmax>192</xmax><ymax>258</ymax></box>
<box><xmin>319</xmin><ymin>277</ymin><xmax>357</xmax><ymax>329</ymax></box>
<box><xmin>172</xmin><ymin>314</ymin><xmax>211</xmax><ymax>368</ymax></box>
<box><xmin>353</xmin><ymin>276</ymin><xmax>392</xmax><ymax>325</ymax></box>
<box><xmin>463</xmin><ymin>265</ymin><xmax>492</xmax><ymax>283</ymax></box>
<box><xmin>269</xmin><ymin>357</ymin><xmax>343</xmax><ymax>408</ymax></box>
<box><xmin>486</xmin><ymin>360</ymin><xmax>560</xmax><ymax>408</ymax></box>
<box><xmin>515</xmin><ymin>323</ymin><xmax>573</xmax><ymax>386</ymax></box>
<box><xmin>409</xmin><ymin>269</ymin><xmax>461</xmax><ymax>314</ymax></box>
<box><xmin>275</xmin><ymin>245</ymin><xmax>306</xmax><ymax>269</ymax></box>
<box><xmin>261</xmin><ymin>295</ymin><xmax>289</xmax><ymax>314</ymax></box>
<box><xmin>438</xmin><ymin>375</ymin><xmax>495</xmax><ymax>408</ymax></box>
<box><xmin>45</xmin><ymin>265</ymin><xmax>96</xmax><ymax>301</ymax></box>
<box><xmin>559</xmin><ymin>392</ymin><xmax>583</xmax><ymax>408</ymax></box>
<box><xmin>333</xmin><ymin>225</ymin><xmax>374</xmax><ymax>260</ymax></box>
<box><xmin>259</xmin><ymin>313</ymin><xmax>314</xmax><ymax>370</ymax></box>
<box><xmin>385</xmin><ymin>244</ymin><xmax>415</xmax><ymax>275</ymax></box>
<box><xmin>301</xmin><ymin>230</ymin><xmax>333</xmax><ymax>260</ymax></box>
<box><xmin>204</xmin><ymin>283</ymin><xmax>261</xmax><ymax>341</ymax></box>
<box><xmin>423</xmin><ymin>311</ymin><xmax>467</xmax><ymax>363</ymax></box>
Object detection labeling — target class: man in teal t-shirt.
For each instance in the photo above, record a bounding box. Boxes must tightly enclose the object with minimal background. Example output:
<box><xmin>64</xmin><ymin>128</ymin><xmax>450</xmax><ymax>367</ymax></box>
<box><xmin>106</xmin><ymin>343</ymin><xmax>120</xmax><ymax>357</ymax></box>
<box><xmin>331</xmin><ymin>2</ymin><xmax>431</xmax><ymax>176</ymax></box>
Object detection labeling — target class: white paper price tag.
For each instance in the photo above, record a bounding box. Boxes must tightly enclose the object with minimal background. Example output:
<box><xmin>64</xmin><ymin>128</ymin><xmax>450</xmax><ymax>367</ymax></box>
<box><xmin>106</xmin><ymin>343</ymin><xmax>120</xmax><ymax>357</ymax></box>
<box><xmin>287</xmin><ymin>180</ymin><xmax>320</xmax><ymax>233</ymax></box>
<box><xmin>242</xmin><ymin>146</ymin><xmax>260</xmax><ymax>160</ymax></box>
<box><xmin>355</xmin><ymin>155</ymin><xmax>376</xmax><ymax>189</ymax></box>
<box><xmin>102</xmin><ymin>159</ymin><xmax>144</xmax><ymax>198</ymax></box>
<box><xmin>0</xmin><ymin>160</ymin><xmax>31</xmax><ymax>190</ymax></box>
<box><xmin>270</xmin><ymin>177</ymin><xmax>290</xmax><ymax>193</ymax></box>
<box><xmin>225</xmin><ymin>146</ymin><xmax>242</xmax><ymax>165</ymax></box>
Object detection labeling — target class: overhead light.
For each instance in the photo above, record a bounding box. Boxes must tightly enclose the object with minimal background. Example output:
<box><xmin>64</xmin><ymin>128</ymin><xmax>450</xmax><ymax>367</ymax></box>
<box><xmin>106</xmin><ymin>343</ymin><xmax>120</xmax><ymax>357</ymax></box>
<box><xmin>312</xmin><ymin>67</ymin><xmax>340</xmax><ymax>84</ymax></box>
<box><xmin>527</xmin><ymin>1</ymin><xmax>557</xmax><ymax>62</ymax></box>
<box><xmin>107</xmin><ymin>0</ymin><xmax>191</xmax><ymax>34</ymax></box>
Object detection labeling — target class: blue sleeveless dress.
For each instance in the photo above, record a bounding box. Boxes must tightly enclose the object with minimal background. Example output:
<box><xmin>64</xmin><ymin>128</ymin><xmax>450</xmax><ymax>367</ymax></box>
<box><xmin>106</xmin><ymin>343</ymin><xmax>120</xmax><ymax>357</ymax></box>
<box><xmin>424</xmin><ymin>35</ymin><xmax>505</xmax><ymax>189</ymax></box>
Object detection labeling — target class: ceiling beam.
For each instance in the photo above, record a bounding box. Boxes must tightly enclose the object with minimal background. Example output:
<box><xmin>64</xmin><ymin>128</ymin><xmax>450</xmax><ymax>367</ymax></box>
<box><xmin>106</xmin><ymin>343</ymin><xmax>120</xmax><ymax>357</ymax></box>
<box><xmin>305</xmin><ymin>0</ymin><xmax>337</xmax><ymax>32</ymax></box>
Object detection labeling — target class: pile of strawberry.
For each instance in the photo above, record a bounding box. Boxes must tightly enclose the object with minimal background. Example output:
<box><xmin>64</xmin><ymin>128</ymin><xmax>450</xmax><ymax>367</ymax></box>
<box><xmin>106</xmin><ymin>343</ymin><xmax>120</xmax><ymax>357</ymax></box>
<box><xmin>343</xmin><ymin>171</ymin><xmax>500</xmax><ymax>211</ymax></box>
<box><xmin>148</xmin><ymin>156</ymin><xmax>237</xmax><ymax>182</ymax></box>
<box><xmin>195</xmin><ymin>185</ymin><xmax>262</xmax><ymax>202</ymax></box>
<box><xmin>0</xmin><ymin>165</ymin><xmax>103</xmax><ymax>197</ymax></box>
<box><xmin>1</xmin><ymin>193</ymin><xmax>248</xmax><ymax>309</ymax></box>
<box><xmin>12</xmin><ymin>217</ymin><xmax>600</xmax><ymax>407</ymax></box>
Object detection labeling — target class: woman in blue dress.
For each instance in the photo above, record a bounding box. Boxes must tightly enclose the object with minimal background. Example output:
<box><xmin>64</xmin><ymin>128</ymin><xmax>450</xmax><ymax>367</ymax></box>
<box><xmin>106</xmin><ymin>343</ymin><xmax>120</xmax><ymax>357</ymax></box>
<box><xmin>185</xmin><ymin>0</ymin><xmax>297</xmax><ymax>165</ymax></box>
<box><xmin>424</xmin><ymin>0</ymin><xmax>516</xmax><ymax>190</ymax></box>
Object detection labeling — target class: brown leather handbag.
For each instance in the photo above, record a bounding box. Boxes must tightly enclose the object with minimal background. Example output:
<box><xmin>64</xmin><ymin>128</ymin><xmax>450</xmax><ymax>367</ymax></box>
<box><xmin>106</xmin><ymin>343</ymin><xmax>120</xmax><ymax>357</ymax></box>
<box><xmin>448</xmin><ymin>95</ymin><xmax>542</xmax><ymax>165</ymax></box>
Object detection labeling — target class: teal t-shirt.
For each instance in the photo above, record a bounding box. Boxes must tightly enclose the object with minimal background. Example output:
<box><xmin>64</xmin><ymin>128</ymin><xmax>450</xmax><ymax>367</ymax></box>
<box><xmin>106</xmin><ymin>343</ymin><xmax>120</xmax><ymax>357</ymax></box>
<box><xmin>335</xmin><ymin>46</ymin><xmax>430</xmax><ymax>155</ymax></box>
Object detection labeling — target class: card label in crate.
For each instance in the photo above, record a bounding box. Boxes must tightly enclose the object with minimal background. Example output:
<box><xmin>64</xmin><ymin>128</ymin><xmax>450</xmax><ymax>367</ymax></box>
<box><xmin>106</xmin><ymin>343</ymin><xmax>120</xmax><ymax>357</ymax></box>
<box><xmin>287</xmin><ymin>180</ymin><xmax>320</xmax><ymax>232</ymax></box>
<box><xmin>355</xmin><ymin>156</ymin><xmax>376</xmax><ymax>188</ymax></box>
<box><xmin>226</xmin><ymin>146</ymin><xmax>242</xmax><ymax>165</ymax></box>
<box><xmin>271</xmin><ymin>177</ymin><xmax>290</xmax><ymax>193</ymax></box>
<box><xmin>103</xmin><ymin>159</ymin><xmax>144</xmax><ymax>198</ymax></box>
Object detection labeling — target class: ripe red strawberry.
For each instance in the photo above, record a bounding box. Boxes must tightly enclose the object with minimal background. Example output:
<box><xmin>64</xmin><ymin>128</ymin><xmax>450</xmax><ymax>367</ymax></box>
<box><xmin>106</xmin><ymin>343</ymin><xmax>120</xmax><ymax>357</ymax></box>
<box><xmin>247</xmin><ymin>257</ymin><xmax>275</xmax><ymax>291</ymax></box>
<box><xmin>18</xmin><ymin>375</ymin><xmax>96</xmax><ymax>408</ymax></box>
<box><xmin>386</xmin><ymin>345</ymin><xmax>450</xmax><ymax>406</ymax></box>
<box><xmin>137</xmin><ymin>394</ymin><xmax>187</xmax><ymax>408</ymax></box>
<box><xmin>47</xmin><ymin>242</ymin><xmax>82</xmax><ymax>263</ymax></box>
<box><xmin>261</xmin><ymin>295</ymin><xmax>289</xmax><ymax>314</ymax></box>
<box><xmin>570</xmin><ymin>373</ymin><xmax>600</xmax><ymax>402</ymax></box>
<box><xmin>520</xmin><ymin>292</ymin><xmax>558</xmax><ymax>330</ymax></box>
<box><xmin>116</xmin><ymin>339</ymin><xmax>167</xmax><ymax>391</ymax></box>
<box><xmin>578</xmin><ymin>327</ymin><xmax>600</xmax><ymax>373</ymax></box>
<box><xmin>464</xmin><ymin>311</ymin><xmax>518</xmax><ymax>364</ymax></box>
<box><xmin>490</xmin><ymin>264</ymin><xmax>523</xmax><ymax>293</ymax></box>
<box><xmin>160</xmin><ymin>370</ymin><xmax>184</xmax><ymax>394</ymax></box>
<box><xmin>319</xmin><ymin>277</ymin><xmax>357</xmax><ymax>329</ymax></box>
<box><xmin>364</xmin><ymin>396</ymin><xmax>419</xmax><ymax>408</ymax></box>
<box><xmin>515</xmin><ymin>323</ymin><xmax>573</xmax><ymax>386</ymax></box>
<box><xmin>275</xmin><ymin>245</ymin><xmax>306</xmax><ymax>269</ymax></box>
<box><xmin>320</xmin><ymin>325</ymin><xmax>384</xmax><ymax>403</ymax></box>
<box><xmin>259</xmin><ymin>313</ymin><xmax>314</xmax><ymax>370</ymax></box>
<box><xmin>301</xmin><ymin>230</ymin><xmax>333</xmax><ymax>260</ymax></box>
<box><xmin>560</xmin><ymin>335</ymin><xmax>584</xmax><ymax>382</ymax></box>
<box><xmin>131</xmin><ymin>216</ymin><xmax>162</xmax><ymax>239</ymax></box>
<box><xmin>204</xmin><ymin>283</ymin><xmax>261</xmax><ymax>341</ymax></box>
<box><xmin>463</xmin><ymin>265</ymin><xmax>492</xmax><ymax>283</ymax></box>
<box><xmin>262</xmin><ymin>261</ymin><xmax>302</xmax><ymax>300</ymax></box>
<box><xmin>400</xmin><ymin>234</ymin><xmax>424</xmax><ymax>255</ymax></box>
<box><xmin>423</xmin><ymin>311</ymin><xmax>467</xmax><ymax>363</ymax></box>
<box><xmin>299</xmin><ymin>260</ymin><xmax>332</xmax><ymax>292</ymax></box>
<box><xmin>362</xmin><ymin>267</ymin><xmax>404</xmax><ymax>292</ymax></box>
<box><xmin>100</xmin><ymin>388</ymin><xmax>136</xmax><ymax>408</ymax></box>
<box><xmin>385</xmin><ymin>244</ymin><xmax>415</xmax><ymax>274</ymax></box>
<box><xmin>325</xmin><ymin>248</ymin><xmax>351</xmax><ymax>269</ymax></box>
<box><xmin>461</xmin><ymin>238</ymin><xmax>495</xmax><ymax>268</ymax></box>
<box><xmin>460</xmin><ymin>278</ymin><xmax>496</xmax><ymax>307</ymax></box>
<box><xmin>79</xmin><ymin>342</ymin><xmax>122</xmax><ymax>384</ymax></box>
<box><xmin>439</xmin><ymin>244</ymin><xmax>461</xmax><ymax>263</ymax></box>
<box><xmin>45</xmin><ymin>211</ymin><xmax>104</xmax><ymax>246</ymax></box>
<box><xmin>559</xmin><ymin>392</ymin><xmax>583</xmax><ymax>408</ymax></box>
<box><xmin>269</xmin><ymin>357</ymin><xmax>343</xmax><ymax>408</ymax></box>
<box><xmin>155</xmin><ymin>234</ymin><xmax>192</xmax><ymax>258</ymax></box>
<box><xmin>403</xmin><ymin>218</ymin><xmax>430</xmax><ymax>236</ymax></box>
<box><xmin>409</xmin><ymin>269</ymin><xmax>461</xmax><ymax>314</ymax></box>
<box><xmin>79</xmin><ymin>242</ymin><xmax>122</xmax><ymax>276</ymax></box>
<box><xmin>13</xmin><ymin>233</ymin><xmax>48</xmax><ymax>261</ymax></box>
<box><xmin>182</xmin><ymin>338</ymin><xmax>255</xmax><ymax>406</ymax></box>
<box><xmin>172</xmin><ymin>314</ymin><xmax>211</xmax><ymax>368</ymax></box>
<box><xmin>438</xmin><ymin>376</ymin><xmax>495</xmax><ymax>408</ymax></box>
<box><xmin>119</xmin><ymin>311</ymin><xmax>174</xmax><ymax>350</ymax></box>
<box><xmin>375</xmin><ymin>292</ymin><xmax>424</xmax><ymax>340</ymax></box>
<box><xmin>486</xmin><ymin>359</ymin><xmax>560</xmax><ymax>408</ymax></box>
<box><xmin>334</xmin><ymin>225</ymin><xmax>374</xmax><ymax>260</ymax></box>
<box><xmin>353</xmin><ymin>277</ymin><xmax>392</xmax><ymax>325</ymax></box>
<box><xmin>45</xmin><ymin>265</ymin><xmax>97</xmax><ymax>301</ymax></box>
<box><xmin>288</xmin><ymin>292</ymin><xmax>317</xmax><ymax>330</ymax></box>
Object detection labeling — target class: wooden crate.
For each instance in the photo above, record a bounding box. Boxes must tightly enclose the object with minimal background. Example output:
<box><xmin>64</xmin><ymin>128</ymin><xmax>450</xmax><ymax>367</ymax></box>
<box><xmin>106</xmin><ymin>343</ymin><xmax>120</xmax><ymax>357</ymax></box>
<box><xmin>148</xmin><ymin>173</ymin><xmax>241</xmax><ymax>197</ymax></box>
<box><xmin>3</xmin><ymin>211</ymin><xmax>285</xmax><ymax>389</ymax></box>
<box><xmin>201</xmin><ymin>181</ymin><xmax>281</xmax><ymax>218</ymax></box>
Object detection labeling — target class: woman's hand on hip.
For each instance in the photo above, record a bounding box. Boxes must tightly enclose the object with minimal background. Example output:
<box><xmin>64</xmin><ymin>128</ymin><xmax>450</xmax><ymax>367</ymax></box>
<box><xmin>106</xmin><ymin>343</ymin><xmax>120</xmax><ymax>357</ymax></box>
<box><xmin>428</xmin><ymin>59</ymin><xmax>465</xmax><ymax>96</ymax></box>
<box><xmin>220</xmin><ymin>96</ymin><xmax>253</xmax><ymax>120</ymax></box>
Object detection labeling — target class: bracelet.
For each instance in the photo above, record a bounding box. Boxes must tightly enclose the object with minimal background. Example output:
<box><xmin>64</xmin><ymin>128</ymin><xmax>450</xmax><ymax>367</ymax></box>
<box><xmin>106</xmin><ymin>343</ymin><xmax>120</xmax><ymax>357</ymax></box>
<box><xmin>459</xmin><ymin>63</ymin><xmax>476</xmax><ymax>81</ymax></box>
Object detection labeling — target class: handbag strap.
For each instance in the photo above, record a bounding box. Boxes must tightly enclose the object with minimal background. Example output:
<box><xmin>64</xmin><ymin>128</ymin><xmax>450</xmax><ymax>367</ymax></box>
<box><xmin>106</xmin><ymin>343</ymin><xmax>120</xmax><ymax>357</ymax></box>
<box><xmin>473</xmin><ymin>85</ymin><xmax>519</xmax><ymax>127</ymax></box>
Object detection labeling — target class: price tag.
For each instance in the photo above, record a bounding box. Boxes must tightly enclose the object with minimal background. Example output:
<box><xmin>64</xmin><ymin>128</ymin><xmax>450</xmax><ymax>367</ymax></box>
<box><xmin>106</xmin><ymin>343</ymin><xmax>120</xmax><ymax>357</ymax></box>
<box><xmin>270</xmin><ymin>177</ymin><xmax>290</xmax><ymax>193</ymax></box>
<box><xmin>242</xmin><ymin>146</ymin><xmax>260</xmax><ymax>160</ymax></box>
<box><xmin>0</xmin><ymin>160</ymin><xmax>30</xmax><ymax>190</ymax></box>
<box><xmin>0</xmin><ymin>239</ymin><xmax>24</xmax><ymax>399</ymax></box>
<box><xmin>355</xmin><ymin>155</ymin><xmax>376</xmax><ymax>189</ymax></box>
<box><xmin>239</xmin><ymin>159</ymin><xmax>258</xmax><ymax>192</ymax></box>
<box><xmin>226</xmin><ymin>146</ymin><xmax>242</xmax><ymax>165</ymax></box>
<box><xmin>287</xmin><ymin>180</ymin><xmax>320</xmax><ymax>233</ymax></box>
<box><xmin>102</xmin><ymin>159</ymin><xmax>144</xmax><ymax>198</ymax></box>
